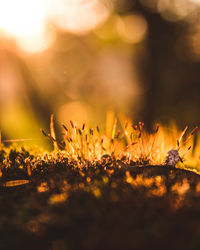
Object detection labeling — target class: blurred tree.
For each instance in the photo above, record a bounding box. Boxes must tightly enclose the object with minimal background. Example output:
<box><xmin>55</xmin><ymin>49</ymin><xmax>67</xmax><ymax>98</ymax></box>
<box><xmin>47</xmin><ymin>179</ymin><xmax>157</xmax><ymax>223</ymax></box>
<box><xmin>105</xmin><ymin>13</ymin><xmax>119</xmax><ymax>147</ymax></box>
<box><xmin>114</xmin><ymin>0</ymin><xmax>200</xmax><ymax>128</ymax></box>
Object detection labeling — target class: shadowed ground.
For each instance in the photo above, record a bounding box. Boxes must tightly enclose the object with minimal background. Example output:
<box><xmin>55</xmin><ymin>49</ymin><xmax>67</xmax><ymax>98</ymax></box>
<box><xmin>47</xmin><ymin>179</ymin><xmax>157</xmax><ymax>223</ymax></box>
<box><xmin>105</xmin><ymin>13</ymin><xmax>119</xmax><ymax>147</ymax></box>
<box><xmin>1</xmin><ymin>148</ymin><xmax>200</xmax><ymax>250</ymax></box>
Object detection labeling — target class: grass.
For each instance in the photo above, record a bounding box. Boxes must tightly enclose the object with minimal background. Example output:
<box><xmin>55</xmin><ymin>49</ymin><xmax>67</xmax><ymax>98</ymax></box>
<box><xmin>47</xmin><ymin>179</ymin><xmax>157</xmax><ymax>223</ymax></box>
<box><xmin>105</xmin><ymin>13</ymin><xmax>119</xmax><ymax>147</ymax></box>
<box><xmin>1</xmin><ymin>115</ymin><xmax>200</xmax><ymax>249</ymax></box>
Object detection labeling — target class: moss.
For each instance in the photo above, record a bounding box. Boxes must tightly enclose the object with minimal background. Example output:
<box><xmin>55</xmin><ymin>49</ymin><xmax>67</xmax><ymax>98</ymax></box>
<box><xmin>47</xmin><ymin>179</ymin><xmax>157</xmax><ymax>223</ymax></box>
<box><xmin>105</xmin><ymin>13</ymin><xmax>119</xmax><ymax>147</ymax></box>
<box><xmin>0</xmin><ymin>149</ymin><xmax>6</xmax><ymax>163</ymax></box>
<box><xmin>1</xmin><ymin>145</ymin><xmax>200</xmax><ymax>249</ymax></box>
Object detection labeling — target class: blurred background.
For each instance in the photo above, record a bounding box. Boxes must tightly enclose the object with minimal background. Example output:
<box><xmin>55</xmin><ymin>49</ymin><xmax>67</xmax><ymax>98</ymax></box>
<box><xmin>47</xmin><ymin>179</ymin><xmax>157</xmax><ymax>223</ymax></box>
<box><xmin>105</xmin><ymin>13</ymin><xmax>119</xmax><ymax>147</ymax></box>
<box><xmin>1</xmin><ymin>0</ymin><xmax>200</xmax><ymax>146</ymax></box>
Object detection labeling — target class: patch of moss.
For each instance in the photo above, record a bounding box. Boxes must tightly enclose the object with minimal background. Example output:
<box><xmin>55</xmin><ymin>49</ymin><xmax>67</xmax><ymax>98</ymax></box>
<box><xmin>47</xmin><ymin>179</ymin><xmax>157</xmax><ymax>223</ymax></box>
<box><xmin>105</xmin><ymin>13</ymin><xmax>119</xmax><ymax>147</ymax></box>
<box><xmin>1</xmin><ymin>145</ymin><xmax>200</xmax><ymax>249</ymax></box>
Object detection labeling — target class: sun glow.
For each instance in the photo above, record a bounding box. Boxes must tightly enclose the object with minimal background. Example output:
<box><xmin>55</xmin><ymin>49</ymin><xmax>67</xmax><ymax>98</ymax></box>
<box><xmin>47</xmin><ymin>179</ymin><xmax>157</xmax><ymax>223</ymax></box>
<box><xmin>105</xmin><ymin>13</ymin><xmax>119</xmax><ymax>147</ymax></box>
<box><xmin>50</xmin><ymin>0</ymin><xmax>111</xmax><ymax>34</ymax></box>
<box><xmin>0</xmin><ymin>0</ymin><xmax>111</xmax><ymax>53</ymax></box>
<box><xmin>0</xmin><ymin>0</ymin><xmax>52</xmax><ymax>53</ymax></box>
<box><xmin>0</xmin><ymin>0</ymin><xmax>46</xmax><ymax>36</ymax></box>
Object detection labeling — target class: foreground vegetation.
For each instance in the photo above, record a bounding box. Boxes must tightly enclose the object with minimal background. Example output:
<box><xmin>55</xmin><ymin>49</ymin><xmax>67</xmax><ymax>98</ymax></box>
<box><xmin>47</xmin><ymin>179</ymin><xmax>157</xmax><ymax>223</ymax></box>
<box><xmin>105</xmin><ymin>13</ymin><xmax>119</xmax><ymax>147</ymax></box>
<box><xmin>1</xmin><ymin>145</ymin><xmax>200</xmax><ymax>250</ymax></box>
<box><xmin>1</xmin><ymin>117</ymin><xmax>200</xmax><ymax>249</ymax></box>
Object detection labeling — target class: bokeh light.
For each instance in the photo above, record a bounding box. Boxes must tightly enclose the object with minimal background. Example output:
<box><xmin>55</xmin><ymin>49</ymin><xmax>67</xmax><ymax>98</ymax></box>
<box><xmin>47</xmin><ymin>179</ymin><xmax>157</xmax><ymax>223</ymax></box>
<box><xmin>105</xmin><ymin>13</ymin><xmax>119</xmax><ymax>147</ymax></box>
<box><xmin>0</xmin><ymin>0</ymin><xmax>200</xmax><ymax>53</ymax></box>
<box><xmin>0</xmin><ymin>0</ymin><xmax>112</xmax><ymax>53</ymax></box>
<box><xmin>116</xmin><ymin>14</ymin><xmax>148</xmax><ymax>44</ymax></box>
<box><xmin>0</xmin><ymin>0</ymin><xmax>53</xmax><ymax>53</ymax></box>
<box><xmin>58</xmin><ymin>101</ymin><xmax>91</xmax><ymax>127</ymax></box>
<box><xmin>1</xmin><ymin>0</ymin><xmax>200</xmax><ymax>145</ymax></box>
<box><xmin>49</xmin><ymin>0</ymin><xmax>111</xmax><ymax>34</ymax></box>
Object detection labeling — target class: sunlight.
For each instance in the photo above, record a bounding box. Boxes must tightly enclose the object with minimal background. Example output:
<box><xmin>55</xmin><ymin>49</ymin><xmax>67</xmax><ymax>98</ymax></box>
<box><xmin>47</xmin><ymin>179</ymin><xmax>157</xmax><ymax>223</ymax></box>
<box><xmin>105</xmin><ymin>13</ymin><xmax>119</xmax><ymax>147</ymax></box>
<box><xmin>49</xmin><ymin>0</ymin><xmax>111</xmax><ymax>34</ymax></box>
<box><xmin>0</xmin><ymin>0</ymin><xmax>52</xmax><ymax>53</ymax></box>
<box><xmin>0</xmin><ymin>0</ymin><xmax>111</xmax><ymax>53</ymax></box>
<box><xmin>192</xmin><ymin>0</ymin><xmax>200</xmax><ymax>3</ymax></box>
<box><xmin>0</xmin><ymin>0</ymin><xmax>46</xmax><ymax>36</ymax></box>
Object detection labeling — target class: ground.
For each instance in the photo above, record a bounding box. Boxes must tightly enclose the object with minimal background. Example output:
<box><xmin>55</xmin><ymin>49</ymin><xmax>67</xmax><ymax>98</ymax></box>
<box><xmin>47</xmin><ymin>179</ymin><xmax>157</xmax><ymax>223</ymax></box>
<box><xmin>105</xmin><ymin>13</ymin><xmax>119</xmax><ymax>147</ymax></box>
<box><xmin>1</xmin><ymin>147</ymin><xmax>200</xmax><ymax>250</ymax></box>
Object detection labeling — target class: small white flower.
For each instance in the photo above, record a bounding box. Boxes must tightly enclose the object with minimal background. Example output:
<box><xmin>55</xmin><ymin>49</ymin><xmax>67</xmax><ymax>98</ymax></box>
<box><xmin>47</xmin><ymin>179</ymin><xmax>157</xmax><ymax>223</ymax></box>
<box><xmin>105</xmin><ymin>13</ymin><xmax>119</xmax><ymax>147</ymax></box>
<box><xmin>165</xmin><ymin>149</ymin><xmax>180</xmax><ymax>167</ymax></box>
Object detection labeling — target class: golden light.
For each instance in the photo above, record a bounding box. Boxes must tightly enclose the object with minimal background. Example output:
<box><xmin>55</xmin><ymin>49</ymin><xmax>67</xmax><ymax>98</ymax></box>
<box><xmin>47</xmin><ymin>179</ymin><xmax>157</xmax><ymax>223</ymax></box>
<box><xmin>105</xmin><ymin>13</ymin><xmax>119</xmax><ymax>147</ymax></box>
<box><xmin>49</xmin><ymin>0</ymin><xmax>111</xmax><ymax>34</ymax></box>
<box><xmin>156</xmin><ymin>0</ymin><xmax>200</xmax><ymax>22</ymax></box>
<box><xmin>191</xmin><ymin>0</ymin><xmax>200</xmax><ymax>3</ymax></box>
<box><xmin>0</xmin><ymin>0</ymin><xmax>53</xmax><ymax>53</ymax></box>
<box><xmin>49</xmin><ymin>193</ymin><xmax>68</xmax><ymax>205</ymax></box>
<box><xmin>140</xmin><ymin>0</ymin><xmax>200</xmax><ymax>22</ymax></box>
<box><xmin>116</xmin><ymin>14</ymin><xmax>148</xmax><ymax>44</ymax></box>
<box><xmin>0</xmin><ymin>0</ymin><xmax>111</xmax><ymax>53</ymax></box>
<box><xmin>157</xmin><ymin>0</ymin><xmax>196</xmax><ymax>21</ymax></box>
<box><xmin>58</xmin><ymin>101</ymin><xmax>91</xmax><ymax>127</ymax></box>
